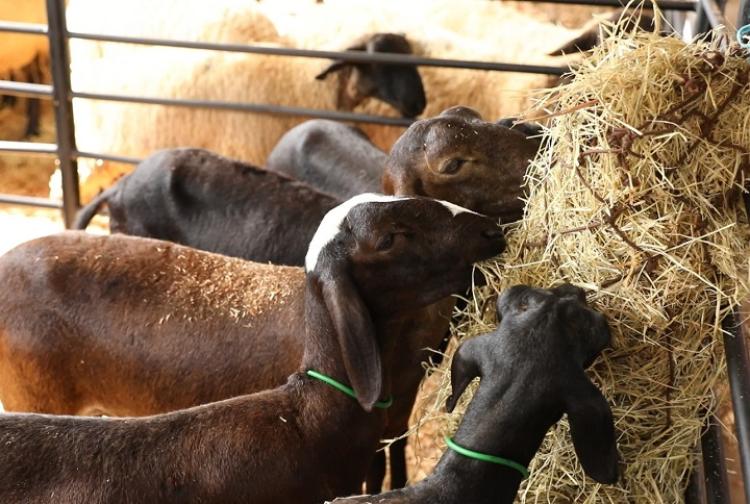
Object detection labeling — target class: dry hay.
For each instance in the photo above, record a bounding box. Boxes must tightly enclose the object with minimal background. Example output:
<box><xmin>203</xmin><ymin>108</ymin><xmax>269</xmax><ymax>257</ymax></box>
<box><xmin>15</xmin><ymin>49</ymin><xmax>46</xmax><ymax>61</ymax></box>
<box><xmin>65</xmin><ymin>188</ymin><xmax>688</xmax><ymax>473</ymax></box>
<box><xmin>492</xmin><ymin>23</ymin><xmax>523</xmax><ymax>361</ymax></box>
<box><xmin>414</xmin><ymin>20</ymin><xmax>750</xmax><ymax>503</ymax></box>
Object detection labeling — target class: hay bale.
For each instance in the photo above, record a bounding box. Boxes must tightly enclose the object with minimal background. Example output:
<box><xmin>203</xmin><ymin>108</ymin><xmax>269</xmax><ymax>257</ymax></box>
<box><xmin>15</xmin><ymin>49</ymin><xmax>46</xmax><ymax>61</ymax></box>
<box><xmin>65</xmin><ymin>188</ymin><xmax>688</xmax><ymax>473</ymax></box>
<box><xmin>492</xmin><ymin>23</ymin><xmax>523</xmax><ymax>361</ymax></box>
<box><xmin>420</xmin><ymin>23</ymin><xmax>750</xmax><ymax>503</ymax></box>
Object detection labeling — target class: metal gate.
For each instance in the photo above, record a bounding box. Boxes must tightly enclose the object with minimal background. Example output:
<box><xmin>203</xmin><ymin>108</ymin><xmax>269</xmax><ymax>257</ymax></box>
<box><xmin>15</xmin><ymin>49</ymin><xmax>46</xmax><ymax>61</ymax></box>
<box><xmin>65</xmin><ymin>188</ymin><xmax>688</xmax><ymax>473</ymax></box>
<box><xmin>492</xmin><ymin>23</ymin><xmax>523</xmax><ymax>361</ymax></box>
<box><xmin>0</xmin><ymin>0</ymin><xmax>747</xmax><ymax>502</ymax></box>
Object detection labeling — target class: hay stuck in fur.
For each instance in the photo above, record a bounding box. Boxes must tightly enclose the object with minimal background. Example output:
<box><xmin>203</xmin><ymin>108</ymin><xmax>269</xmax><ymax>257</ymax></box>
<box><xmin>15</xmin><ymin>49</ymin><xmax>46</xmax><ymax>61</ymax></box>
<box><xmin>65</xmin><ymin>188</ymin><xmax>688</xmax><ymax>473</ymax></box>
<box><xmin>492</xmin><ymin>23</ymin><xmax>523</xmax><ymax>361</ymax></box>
<box><xmin>417</xmin><ymin>21</ymin><xmax>750</xmax><ymax>503</ymax></box>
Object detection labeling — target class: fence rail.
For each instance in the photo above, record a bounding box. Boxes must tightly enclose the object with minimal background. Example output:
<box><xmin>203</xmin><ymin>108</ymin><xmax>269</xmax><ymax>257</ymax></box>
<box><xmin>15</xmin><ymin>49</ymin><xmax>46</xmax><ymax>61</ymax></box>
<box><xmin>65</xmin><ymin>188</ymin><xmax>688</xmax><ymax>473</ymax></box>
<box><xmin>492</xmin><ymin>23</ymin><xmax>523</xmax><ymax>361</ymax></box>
<box><xmin>0</xmin><ymin>1</ymin><xmax>748</xmax><ymax>502</ymax></box>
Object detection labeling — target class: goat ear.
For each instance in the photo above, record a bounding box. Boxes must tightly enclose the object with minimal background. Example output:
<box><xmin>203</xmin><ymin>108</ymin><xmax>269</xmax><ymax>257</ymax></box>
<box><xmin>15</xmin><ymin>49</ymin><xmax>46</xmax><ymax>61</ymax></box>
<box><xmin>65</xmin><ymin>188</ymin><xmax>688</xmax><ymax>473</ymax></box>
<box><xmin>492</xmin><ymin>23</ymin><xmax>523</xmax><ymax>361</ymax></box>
<box><xmin>315</xmin><ymin>39</ymin><xmax>367</xmax><ymax>81</ymax></box>
<box><xmin>446</xmin><ymin>338</ymin><xmax>483</xmax><ymax>413</ymax></box>
<box><xmin>315</xmin><ymin>60</ymin><xmax>349</xmax><ymax>81</ymax></box>
<box><xmin>565</xmin><ymin>371</ymin><xmax>619</xmax><ymax>484</ymax></box>
<box><xmin>548</xmin><ymin>29</ymin><xmax>600</xmax><ymax>56</ymax></box>
<box><xmin>321</xmin><ymin>270</ymin><xmax>382</xmax><ymax>412</ymax></box>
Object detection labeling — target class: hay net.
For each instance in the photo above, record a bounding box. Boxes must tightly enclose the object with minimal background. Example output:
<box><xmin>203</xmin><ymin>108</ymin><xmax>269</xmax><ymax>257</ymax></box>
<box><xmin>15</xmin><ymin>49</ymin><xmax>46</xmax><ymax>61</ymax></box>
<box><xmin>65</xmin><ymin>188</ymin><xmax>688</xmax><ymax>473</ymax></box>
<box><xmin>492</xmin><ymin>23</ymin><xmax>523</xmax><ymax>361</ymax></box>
<box><xmin>421</xmin><ymin>18</ymin><xmax>750</xmax><ymax>503</ymax></box>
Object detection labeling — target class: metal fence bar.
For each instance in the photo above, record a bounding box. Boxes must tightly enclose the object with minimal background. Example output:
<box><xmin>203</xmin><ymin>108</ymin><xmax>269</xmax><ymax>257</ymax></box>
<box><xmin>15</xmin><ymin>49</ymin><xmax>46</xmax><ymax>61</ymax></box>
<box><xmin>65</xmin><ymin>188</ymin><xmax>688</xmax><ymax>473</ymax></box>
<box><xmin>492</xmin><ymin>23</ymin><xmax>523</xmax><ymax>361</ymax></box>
<box><xmin>71</xmin><ymin>90</ymin><xmax>417</xmax><ymax>127</ymax></box>
<box><xmin>66</xmin><ymin>30</ymin><xmax>568</xmax><ymax>75</ymax></box>
<box><xmin>45</xmin><ymin>0</ymin><xmax>80</xmax><ymax>227</ymax></box>
<box><xmin>0</xmin><ymin>193</ymin><xmax>62</xmax><ymax>209</ymax></box>
<box><xmin>687</xmin><ymin>458</ymin><xmax>709</xmax><ymax>504</ymax></box>
<box><xmin>0</xmin><ymin>20</ymin><xmax>47</xmax><ymax>36</ymax></box>
<box><xmin>0</xmin><ymin>80</ymin><xmax>53</xmax><ymax>99</ymax></box>
<box><xmin>73</xmin><ymin>150</ymin><xmax>141</xmax><ymax>165</ymax></box>
<box><xmin>701</xmin><ymin>417</ymin><xmax>732</xmax><ymax>504</ymax></box>
<box><xmin>723</xmin><ymin>309</ymin><xmax>750</xmax><ymax>504</ymax></box>
<box><xmin>0</xmin><ymin>140</ymin><xmax>57</xmax><ymax>155</ymax></box>
<box><xmin>696</xmin><ymin>0</ymin><xmax>729</xmax><ymax>33</ymax></box>
<box><xmin>506</xmin><ymin>0</ymin><xmax>697</xmax><ymax>9</ymax></box>
<box><xmin>699</xmin><ymin>0</ymin><xmax>729</xmax><ymax>29</ymax></box>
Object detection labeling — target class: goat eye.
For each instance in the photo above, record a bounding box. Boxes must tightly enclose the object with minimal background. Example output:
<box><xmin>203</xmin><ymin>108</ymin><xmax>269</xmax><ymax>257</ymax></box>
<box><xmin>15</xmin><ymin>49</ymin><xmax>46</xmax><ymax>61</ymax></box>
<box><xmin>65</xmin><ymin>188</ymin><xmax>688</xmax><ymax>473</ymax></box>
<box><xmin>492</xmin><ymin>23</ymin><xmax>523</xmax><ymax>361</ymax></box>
<box><xmin>375</xmin><ymin>233</ymin><xmax>395</xmax><ymax>251</ymax></box>
<box><xmin>518</xmin><ymin>302</ymin><xmax>528</xmax><ymax>312</ymax></box>
<box><xmin>440</xmin><ymin>158</ymin><xmax>467</xmax><ymax>175</ymax></box>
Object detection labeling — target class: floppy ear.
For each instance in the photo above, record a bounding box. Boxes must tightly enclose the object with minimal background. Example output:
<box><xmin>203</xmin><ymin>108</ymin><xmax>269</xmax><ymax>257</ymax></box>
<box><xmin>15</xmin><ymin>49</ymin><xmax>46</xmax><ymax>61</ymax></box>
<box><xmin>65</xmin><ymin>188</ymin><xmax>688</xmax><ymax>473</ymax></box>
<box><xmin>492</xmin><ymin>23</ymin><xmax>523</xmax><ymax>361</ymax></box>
<box><xmin>548</xmin><ymin>28</ymin><xmax>600</xmax><ymax>56</ymax></box>
<box><xmin>565</xmin><ymin>370</ymin><xmax>619</xmax><ymax>484</ymax></box>
<box><xmin>315</xmin><ymin>40</ymin><xmax>367</xmax><ymax>81</ymax></box>
<box><xmin>321</xmin><ymin>270</ymin><xmax>382</xmax><ymax>412</ymax></box>
<box><xmin>446</xmin><ymin>338</ymin><xmax>483</xmax><ymax>413</ymax></box>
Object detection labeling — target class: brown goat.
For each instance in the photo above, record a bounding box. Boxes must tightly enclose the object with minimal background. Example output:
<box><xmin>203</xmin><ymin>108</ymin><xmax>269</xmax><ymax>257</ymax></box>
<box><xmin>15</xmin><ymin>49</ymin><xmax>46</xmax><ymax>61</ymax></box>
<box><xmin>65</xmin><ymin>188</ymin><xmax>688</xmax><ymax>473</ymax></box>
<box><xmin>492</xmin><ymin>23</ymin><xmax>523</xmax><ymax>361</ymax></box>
<box><xmin>67</xmin><ymin>146</ymin><xmax>488</xmax><ymax>491</ymax></box>
<box><xmin>384</xmin><ymin>106</ymin><xmax>541</xmax><ymax>223</ymax></box>
<box><xmin>263</xmin><ymin>107</ymin><xmax>542</xmax><ymax>224</ymax></box>
<box><xmin>0</xmin><ymin>195</ymin><xmax>505</xmax><ymax>503</ymax></box>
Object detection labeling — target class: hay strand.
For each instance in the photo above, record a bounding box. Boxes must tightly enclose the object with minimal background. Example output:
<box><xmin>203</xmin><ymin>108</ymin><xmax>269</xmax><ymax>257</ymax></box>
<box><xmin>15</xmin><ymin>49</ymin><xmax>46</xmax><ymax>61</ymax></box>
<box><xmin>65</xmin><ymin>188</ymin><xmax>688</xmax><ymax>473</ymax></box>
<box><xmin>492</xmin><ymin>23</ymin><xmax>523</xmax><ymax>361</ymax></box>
<box><xmin>418</xmin><ymin>21</ymin><xmax>750</xmax><ymax>503</ymax></box>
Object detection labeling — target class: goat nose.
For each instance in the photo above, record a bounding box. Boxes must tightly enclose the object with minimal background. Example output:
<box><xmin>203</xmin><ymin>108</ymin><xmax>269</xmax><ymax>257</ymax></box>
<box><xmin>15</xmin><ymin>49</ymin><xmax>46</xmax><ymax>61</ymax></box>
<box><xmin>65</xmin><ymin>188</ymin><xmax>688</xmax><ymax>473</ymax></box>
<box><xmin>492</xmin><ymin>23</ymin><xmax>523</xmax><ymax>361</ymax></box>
<box><xmin>482</xmin><ymin>228</ymin><xmax>504</xmax><ymax>241</ymax></box>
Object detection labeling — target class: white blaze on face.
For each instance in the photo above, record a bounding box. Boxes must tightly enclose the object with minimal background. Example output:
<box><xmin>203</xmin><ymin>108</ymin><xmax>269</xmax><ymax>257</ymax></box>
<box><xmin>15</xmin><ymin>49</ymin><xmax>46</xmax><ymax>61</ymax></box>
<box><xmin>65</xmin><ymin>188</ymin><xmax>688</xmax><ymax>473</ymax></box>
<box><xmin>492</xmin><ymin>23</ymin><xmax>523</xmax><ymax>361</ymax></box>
<box><xmin>305</xmin><ymin>194</ymin><xmax>409</xmax><ymax>272</ymax></box>
<box><xmin>304</xmin><ymin>194</ymin><xmax>483</xmax><ymax>272</ymax></box>
<box><xmin>436</xmin><ymin>199</ymin><xmax>480</xmax><ymax>217</ymax></box>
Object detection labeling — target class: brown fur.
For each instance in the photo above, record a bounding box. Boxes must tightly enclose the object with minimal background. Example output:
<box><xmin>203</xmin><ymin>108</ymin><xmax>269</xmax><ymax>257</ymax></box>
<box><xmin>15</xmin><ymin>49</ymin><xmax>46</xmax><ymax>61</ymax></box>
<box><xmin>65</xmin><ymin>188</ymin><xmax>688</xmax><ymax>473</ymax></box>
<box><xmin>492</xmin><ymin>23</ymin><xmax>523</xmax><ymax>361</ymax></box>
<box><xmin>0</xmin><ymin>197</ymin><xmax>505</xmax><ymax>502</ymax></box>
<box><xmin>0</xmin><ymin>232</ymin><xmax>305</xmax><ymax>415</ymax></box>
<box><xmin>383</xmin><ymin>106</ymin><xmax>542</xmax><ymax>223</ymax></box>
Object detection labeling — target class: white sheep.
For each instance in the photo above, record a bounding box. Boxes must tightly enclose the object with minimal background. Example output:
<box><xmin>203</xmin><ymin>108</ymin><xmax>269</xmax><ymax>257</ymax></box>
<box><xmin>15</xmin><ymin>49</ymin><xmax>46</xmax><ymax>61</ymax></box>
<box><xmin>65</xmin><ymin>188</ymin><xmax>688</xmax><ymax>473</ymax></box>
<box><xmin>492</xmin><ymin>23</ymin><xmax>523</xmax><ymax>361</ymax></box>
<box><xmin>57</xmin><ymin>0</ymin><xmax>430</xmax><ymax>201</ymax></box>
<box><xmin>58</xmin><ymin>0</ymin><xmax>587</xmax><ymax>201</ymax></box>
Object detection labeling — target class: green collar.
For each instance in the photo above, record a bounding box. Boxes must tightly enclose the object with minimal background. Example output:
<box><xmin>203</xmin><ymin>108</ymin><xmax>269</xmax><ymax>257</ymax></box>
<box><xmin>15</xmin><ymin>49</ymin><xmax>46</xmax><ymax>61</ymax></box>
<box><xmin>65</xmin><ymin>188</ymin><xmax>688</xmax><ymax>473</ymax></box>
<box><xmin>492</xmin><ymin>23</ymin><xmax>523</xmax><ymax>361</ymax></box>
<box><xmin>445</xmin><ymin>436</ymin><xmax>530</xmax><ymax>479</ymax></box>
<box><xmin>306</xmin><ymin>369</ymin><xmax>393</xmax><ymax>409</ymax></box>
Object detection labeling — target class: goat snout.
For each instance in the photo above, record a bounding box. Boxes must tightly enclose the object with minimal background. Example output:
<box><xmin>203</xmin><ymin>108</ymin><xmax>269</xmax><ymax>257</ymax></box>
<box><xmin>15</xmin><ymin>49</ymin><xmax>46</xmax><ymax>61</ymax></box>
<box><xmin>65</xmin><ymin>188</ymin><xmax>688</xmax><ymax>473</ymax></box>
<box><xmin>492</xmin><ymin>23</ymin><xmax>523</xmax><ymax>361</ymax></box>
<box><xmin>481</xmin><ymin>228</ymin><xmax>504</xmax><ymax>241</ymax></box>
<box><xmin>478</xmin><ymin>223</ymin><xmax>506</xmax><ymax>256</ymax></box>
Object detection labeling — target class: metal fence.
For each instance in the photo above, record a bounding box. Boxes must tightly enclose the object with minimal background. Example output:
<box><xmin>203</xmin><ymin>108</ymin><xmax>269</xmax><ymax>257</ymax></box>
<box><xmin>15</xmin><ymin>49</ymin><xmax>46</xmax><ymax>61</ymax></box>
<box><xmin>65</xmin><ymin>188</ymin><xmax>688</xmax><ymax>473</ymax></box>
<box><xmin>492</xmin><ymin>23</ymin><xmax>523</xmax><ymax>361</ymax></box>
<box><xmin>0</xmin><ymin>0</ymin><xmax>748</xmax><ymax>502</ymax></box>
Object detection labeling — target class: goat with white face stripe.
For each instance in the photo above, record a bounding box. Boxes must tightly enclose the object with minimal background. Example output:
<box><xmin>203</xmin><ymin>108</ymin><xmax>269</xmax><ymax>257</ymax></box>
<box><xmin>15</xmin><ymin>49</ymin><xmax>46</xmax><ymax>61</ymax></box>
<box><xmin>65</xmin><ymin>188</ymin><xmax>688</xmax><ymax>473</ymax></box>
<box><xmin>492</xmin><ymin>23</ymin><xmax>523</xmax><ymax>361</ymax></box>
<box><xmin>307</xmin><ymin>194</ymin><xmax>501</xmax><ymax>317</ymax></box>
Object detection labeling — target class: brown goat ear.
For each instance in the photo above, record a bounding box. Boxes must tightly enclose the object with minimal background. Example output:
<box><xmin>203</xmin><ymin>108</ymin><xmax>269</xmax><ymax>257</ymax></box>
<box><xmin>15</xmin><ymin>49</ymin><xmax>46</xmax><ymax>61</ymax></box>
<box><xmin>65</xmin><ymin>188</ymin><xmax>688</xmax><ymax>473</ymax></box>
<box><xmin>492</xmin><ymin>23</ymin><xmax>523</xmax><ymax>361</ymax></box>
<box><xmin>565</xmin><ymin>370</ymin><xmax>619</xmax><ymax>484</ymax></box>
<box><xmin>321</xmin><ymin>270</ymin><xmax>382</xmax><ymax>412</ymax></box>
<box><xmin>446</xmin><ymin>338</ymin><xmax>483</xmax><ymax>413</ymax></box>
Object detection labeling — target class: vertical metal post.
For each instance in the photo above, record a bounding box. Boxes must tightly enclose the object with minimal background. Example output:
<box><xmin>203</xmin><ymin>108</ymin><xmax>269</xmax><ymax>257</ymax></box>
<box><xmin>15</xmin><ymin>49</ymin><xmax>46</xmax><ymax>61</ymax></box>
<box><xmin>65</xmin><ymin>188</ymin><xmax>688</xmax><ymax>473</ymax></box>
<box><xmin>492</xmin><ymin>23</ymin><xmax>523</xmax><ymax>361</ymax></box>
<box><xmin>686</xmin><ymin>456</ymin><xmax>708</xmax><ymax>504</ymax></box>
<box><xmin>723</xmin><ymin>310</ymin><xmax>750</xmax><ymax>504</ymax></box>
<box><xmin>702</xmin><ymin>417</ymin><xmax>732</xmax><ymax>504</ymax></box>
<box><xmin>740</xmin><ymin>0</ymin><xmax>750</xmax><ymax>31</ymax></box>
<box><xmin>45</xmin><ymin>0</ymin><xmax>80</xmax><ymax>227</ymax></box>
<box><xmin>695</xmin><ymin>1</ymin><xmax>712</xmax><ymax>35</ymax></box>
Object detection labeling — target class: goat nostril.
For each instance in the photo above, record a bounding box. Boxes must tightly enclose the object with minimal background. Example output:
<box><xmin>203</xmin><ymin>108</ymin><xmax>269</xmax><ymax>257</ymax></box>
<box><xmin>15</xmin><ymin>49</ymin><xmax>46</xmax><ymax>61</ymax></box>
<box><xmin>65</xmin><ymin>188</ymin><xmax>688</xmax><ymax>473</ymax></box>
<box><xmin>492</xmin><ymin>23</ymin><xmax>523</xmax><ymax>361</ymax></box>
<box><xmin>482</xmin><ymin>229</ymin><xmax>504</xmax><ymax>241</ymax></box>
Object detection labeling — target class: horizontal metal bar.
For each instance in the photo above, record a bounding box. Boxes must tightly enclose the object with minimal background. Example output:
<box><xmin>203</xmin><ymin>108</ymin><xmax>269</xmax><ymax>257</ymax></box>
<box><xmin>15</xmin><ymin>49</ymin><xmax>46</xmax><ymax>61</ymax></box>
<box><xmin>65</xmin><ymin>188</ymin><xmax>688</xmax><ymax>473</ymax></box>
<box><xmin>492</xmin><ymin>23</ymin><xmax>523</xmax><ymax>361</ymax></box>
<box><xmin>72</xmin><ymin>90</ymin><xmax>417</xmax><ymax>126</ymax></box>
<box><xmin>74</xmin><ymin>150</ymin><xmax>141</xmax><ymax>165</ymax></box>
<box><xmin>67</xmin><ymin>30</ymin><xmax>567</xmax><ymax>75</ymax></box>
<box><xmin>0</xmin><ymin>20</ymin><xmax>48</xmax><ymax>36</ymax></box>
<box><xmin>0</xmin><ymin>193</ymin><xmax>62</xmax><ymax>209</ymax></box>
<box><xmin>0</xmin><ymin>80</ymin><xmax>54</xmax><ymax>99</ymax></box>
<box><xmin>0</xmin><ymin>140</ymin><xmax>57</xmax><ymax>155</ymax></box>
<box><xmin>507</xmin><ymin>0</ymin><xmax>698</xmax><ymax>9</ymax></box>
